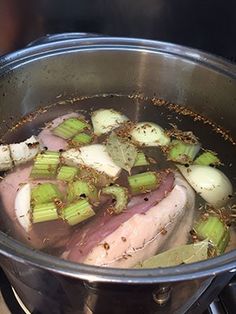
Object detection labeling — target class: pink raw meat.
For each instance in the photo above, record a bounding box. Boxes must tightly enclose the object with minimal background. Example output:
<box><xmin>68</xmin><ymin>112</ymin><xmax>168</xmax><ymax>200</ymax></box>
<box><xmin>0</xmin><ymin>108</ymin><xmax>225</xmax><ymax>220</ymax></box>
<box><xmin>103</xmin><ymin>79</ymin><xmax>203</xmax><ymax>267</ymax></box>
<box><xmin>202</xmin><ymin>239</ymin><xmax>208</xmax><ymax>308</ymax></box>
<box><xmin>63</xmin><ymin>172</ymin><xmax>195</xmax><ymax>268</ymax></box>
<box><xmin>63</xmin><ymin>171</ymin><xmax>174</xmax><ymax>263</ymax></box>
<box><xmin>0</xmin><ymin>163</ymin><xmax>71</xmax><ymax>250</ymax></box>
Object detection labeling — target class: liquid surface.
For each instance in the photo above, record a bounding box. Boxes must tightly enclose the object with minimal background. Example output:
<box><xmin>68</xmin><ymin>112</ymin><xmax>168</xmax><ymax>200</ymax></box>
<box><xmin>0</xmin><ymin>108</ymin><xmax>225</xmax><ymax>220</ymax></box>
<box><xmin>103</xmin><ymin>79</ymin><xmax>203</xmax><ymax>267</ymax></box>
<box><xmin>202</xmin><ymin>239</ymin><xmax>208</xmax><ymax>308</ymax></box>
<box><xmin>0</xmin><ymin>95</ymin><xmax>235</xmax><ymax>266</ymax></box>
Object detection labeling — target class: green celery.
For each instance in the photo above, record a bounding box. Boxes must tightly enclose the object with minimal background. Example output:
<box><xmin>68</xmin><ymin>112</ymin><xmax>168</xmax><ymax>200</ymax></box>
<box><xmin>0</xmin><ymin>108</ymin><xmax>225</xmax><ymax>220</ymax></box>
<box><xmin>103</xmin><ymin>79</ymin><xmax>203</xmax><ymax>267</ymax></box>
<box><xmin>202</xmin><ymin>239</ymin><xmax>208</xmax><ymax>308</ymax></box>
<box><xmin>32</xmin><ymin>202</ymin><xmax>59</xmax><ymax>223</ymax></box>
<box><xmin>72</xmin><ymin>133</ymin><xmax>92</xmax><ymax>145</ymax></box>
<box><xmin>31</xmin><ymin>183</ymin><xmax>62</xmax><ymax>204</ymax></box>
<box><xmin>134</xmin><ymin>152</ymin><xmax>150</xmax><ymax>167</ymax></box>
<box><xmin>63</xmin><ymin>199</ymin><xmax>95</xmax><ymax>226</ymax></box>
<box><xmin>194</xmin><ymin>216</ymin><xmax>230</xmax><ymax>254</ymax></box>
<box><xmin>128</xmin><ymin>171</ymin><xmax>160</xmax><ymax>194</ymax></box>
<box><xmin>30</xmin><ymin>151</ymin><xmax>60</xmax><ymax>179</ymax></box>
<box><xmin>57</xmin><ymin>166</ymin><xmax>78</xmax><ymax>181</ymax></box>
<box><xmin>52</xmin><ymin>118</ymin><xmax>89</xmax><ymax>139</ymax></box>
<box><xmin>67</xmin><ymin>180</ymin><xmax>98</xmax><ymax>203</ymax></box>
<box><xmin>194</xmin><ymin>151</ymin><xmax>220</xmax><ymax>166</ymax></box>
<box><xmin>167</xmin><ymin>140</ymin><xmax>200</xmax><ymax>164</ymax></box>
<box><xmin>102</xmin><ymin>185</ymin><xmax>128</xmax><ymax>214</ymax></box>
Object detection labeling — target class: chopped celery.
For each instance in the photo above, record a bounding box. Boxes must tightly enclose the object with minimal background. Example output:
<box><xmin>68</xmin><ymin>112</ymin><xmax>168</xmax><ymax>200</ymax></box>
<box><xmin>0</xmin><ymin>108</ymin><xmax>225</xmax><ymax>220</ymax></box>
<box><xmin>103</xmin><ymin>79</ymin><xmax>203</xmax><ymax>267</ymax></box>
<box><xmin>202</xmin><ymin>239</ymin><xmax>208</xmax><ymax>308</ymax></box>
<box><xmin>72</xmin><ymin>133</ymin><xmax>92</xmax><ymax>145</ymax></box>
<box><xmin>128</xmin><ymin>171</ymin><xmax>160</xmax><ymax>194</ymax></box>
<box><xmin>32</xmin><ymin>202</ymin><xmax>59</xmax><ymax>223</ymax></box>
<box><xmin>167</xmin><ymin>140</ymin><xmax>200</xmax><ymax>164</ymax></box>
<box><xmin>194</xmin><ymin>216</ymin><xmax>230</xmax><ymax>254</ymax></box>
<box><xmin>194</xmin><ymin>151</ymin><xmax>220</xmax><ymax>166</ymax></box>
<box><xmin>52</xmin><ymin>118</ymin><xmax>88</xmax><ymax>139</ymax></box>
<box><xmin>63</xmin><ymin>199</ymin><xmax>95</xmax><ymax>226</ymax></box>
<box><xmin>134</xmin><ymin>152</ymin><xmax>150</xmax><ymax>167</ymax></box>
<box><xmin>67</xmin><ymin>180</ymin><xmax>98</xmax><ymax>203</ymax></box>
<box><xmin>102</xmin><ymin>185</ymin><xmax>129</xmax><ymax>214</ymax></box>
<box><xmin>30</xmin><ymin>151</ymin><xmax>60</xmax><ymax>179</ymax></box>
<box><xmin>57</xmin><ymin>166</ymin><xmax>78</xmax><ymax>181</ymax></box>
<box><xmin>31</xmin><ymin>183</ymin><xmax>62</xmax><ymax>205</ymax></box>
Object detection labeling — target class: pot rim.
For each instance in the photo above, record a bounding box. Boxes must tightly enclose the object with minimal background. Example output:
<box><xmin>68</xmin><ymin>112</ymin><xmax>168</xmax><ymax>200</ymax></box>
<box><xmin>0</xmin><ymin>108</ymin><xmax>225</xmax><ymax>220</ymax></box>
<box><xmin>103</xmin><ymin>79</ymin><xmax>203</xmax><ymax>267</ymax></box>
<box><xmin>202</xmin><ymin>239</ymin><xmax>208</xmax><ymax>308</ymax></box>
<box><xmin>0</xmin><ymin>35</ymin><xmax>235</xmax><ymax>284</ymax></box>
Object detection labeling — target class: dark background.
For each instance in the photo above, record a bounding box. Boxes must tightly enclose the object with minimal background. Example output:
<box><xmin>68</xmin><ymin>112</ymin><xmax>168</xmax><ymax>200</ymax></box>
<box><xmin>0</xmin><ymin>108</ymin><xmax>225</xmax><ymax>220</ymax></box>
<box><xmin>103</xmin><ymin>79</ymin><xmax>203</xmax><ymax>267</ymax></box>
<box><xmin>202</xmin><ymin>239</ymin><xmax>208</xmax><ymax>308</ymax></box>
<box><xmin>0</xmin><ymin>0</ymin><xmax>236</xmax><ymax>60</ymax></box>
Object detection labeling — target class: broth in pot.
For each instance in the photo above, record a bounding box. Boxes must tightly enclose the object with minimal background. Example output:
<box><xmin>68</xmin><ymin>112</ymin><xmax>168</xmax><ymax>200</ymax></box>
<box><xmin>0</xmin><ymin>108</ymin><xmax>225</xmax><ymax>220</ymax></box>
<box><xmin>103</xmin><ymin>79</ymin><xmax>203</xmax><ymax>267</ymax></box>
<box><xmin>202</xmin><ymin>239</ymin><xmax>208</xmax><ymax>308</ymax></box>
<box><xmin>0</xmin><ymin>94</ymin><xmax>235</xmax><ymax>269</ymax></box>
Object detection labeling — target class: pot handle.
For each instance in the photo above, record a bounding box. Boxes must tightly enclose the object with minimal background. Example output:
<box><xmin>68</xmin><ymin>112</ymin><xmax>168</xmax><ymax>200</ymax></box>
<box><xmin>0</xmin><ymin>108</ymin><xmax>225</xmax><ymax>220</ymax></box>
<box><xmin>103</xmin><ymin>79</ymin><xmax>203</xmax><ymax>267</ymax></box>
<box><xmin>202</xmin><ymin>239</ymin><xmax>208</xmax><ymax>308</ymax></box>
<box><xmin>26</xmin><ymin>32</ymin><xmax>101</xmax><ymax>47</ymax></box>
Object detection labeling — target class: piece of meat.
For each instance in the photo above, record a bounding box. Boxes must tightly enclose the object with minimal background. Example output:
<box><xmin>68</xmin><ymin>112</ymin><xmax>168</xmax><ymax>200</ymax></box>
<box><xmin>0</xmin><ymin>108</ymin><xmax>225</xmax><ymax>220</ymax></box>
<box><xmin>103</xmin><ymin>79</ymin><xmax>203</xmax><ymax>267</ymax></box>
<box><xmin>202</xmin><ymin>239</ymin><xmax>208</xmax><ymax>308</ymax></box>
<box><xmin>0</xmin><ymin>163</ymin><xmax>71</xmax><ymax>250</ymax></box>
<box><xmin>84</xmin><ymin>185</ymin><xmax>188</xmax><ymax>267</ymax></box>
<box><xmin>38</xmin><ymin>112</ymin><xmax>79</xmax><ymax>151</ymax></box>
<box><xmin>63</xmin><ymin>171</ymin><xmax>182</xmax><ymax>267</ymax></box>
<box><xmin>160</xmin><ymin>172</ymin><xmax>195</xmax><ymax>250</ymax></box>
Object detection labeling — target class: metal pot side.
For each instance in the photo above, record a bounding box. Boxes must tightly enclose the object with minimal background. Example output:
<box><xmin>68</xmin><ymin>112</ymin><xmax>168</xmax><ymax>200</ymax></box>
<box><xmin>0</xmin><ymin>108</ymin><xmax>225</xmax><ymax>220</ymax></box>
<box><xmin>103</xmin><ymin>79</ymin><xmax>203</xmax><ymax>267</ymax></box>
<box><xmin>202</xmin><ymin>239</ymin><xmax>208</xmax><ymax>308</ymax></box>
<box><xmin>0</xmin><ymin>36</ymin><xmax>235</xmax><ymax>313</ymax></box>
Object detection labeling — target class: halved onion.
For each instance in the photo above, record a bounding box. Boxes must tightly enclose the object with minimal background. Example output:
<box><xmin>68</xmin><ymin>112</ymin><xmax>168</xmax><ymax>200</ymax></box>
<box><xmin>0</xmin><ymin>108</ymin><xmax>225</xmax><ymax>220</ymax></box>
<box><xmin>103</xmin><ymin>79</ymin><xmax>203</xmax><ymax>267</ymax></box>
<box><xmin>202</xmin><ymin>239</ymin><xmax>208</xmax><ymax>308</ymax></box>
<box><xmin>10</xmin><ymin>136</ymin><xmax>41</xmax><ymax>166</ymax></box>
<box><xmin>62</xmin><ymin>144</ymin><xmax>121</xmax><ymax>178</ymax></box>
<box><xmin>15</xmin><ymin>183</ymin><xmax>31</xmax><ymax>232</ymax></box>
<box><xmin>177</xmin><ymin>165</ymin><xmax>233</xmax><ymax>207</ymax></box>
<box><xmin>91</xmin><ymin>109</ymin><xmax>129</xmax><ymax>136</ymax></box>
<box><xmin>130</xmin><ymin>122</ymin><xmax>170</xmax><ymax>147</ymax></box>
<box><xmin>0</xmin><ymin>145</ymin><xmax>13</xmax><ymax>171</ymax></box>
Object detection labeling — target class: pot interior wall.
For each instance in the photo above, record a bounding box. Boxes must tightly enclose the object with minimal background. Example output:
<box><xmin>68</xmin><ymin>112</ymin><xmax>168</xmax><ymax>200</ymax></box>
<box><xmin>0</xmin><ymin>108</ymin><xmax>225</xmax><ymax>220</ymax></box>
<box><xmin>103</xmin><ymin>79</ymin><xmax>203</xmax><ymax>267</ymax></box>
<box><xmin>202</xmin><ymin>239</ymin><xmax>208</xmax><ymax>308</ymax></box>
<box><xmin>0</xmin><ymin>41</ymin><xmax>236</xmax><ymax>314</ymax></box>
<box><xmin>0</xmin><ymin>47</ymin><xmax>235</xmax><ymax>138</ymax></box>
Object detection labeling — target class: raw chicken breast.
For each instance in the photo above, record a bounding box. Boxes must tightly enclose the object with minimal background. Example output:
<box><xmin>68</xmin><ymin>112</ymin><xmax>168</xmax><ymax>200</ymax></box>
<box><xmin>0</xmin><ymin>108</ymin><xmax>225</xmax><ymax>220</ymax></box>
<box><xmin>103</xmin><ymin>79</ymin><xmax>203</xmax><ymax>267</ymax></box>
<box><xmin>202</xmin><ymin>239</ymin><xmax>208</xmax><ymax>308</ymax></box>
<box><xmin>64</xmin><ymin>172</ymin><xmax>195</xmax><ymax>268</ymax></box>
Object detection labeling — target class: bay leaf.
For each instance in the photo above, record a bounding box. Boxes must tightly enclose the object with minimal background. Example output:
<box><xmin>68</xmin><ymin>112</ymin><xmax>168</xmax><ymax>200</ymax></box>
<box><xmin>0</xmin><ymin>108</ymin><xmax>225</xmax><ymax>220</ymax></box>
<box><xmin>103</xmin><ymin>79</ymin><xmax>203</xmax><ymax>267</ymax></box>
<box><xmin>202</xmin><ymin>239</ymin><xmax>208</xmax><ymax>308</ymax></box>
<box><xmin>106</xmin><ymin>132</ymin><xmax>137</xmax><ymax>172</ymax></box>
<box><xmin>135</xmin><ymin>241</ymin><xmax>209</xmax><ymax>269</ymax></box>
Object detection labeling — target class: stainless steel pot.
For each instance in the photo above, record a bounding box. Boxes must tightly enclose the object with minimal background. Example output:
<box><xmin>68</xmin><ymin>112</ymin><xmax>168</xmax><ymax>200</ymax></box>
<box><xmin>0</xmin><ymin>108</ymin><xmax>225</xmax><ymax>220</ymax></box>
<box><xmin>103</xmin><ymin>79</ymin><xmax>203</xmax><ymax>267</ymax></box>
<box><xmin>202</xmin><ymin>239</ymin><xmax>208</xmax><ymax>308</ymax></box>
<box><xmin>0</xmin><ymin>33</ymin><xmax>235</xmax><ymax>314</ymax></box>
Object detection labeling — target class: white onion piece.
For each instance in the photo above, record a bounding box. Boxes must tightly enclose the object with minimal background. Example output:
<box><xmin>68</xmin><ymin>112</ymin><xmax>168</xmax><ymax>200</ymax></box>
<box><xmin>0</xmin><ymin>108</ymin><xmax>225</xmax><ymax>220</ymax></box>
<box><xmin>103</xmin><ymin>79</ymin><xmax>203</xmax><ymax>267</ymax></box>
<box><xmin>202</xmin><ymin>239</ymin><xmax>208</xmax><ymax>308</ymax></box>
<box><xmin>15</xmin><ymin>183</ymin><xmax>31</xmax><ymax>232</ymax></box>
<box><xmin>130</xmin><ymin>122</ymin><xmax>170</xmax><ymax>146</ymax></box>
<box><xmin>10</xmin><ymin>135</ymin><xmax>41</xmax><ymax>166</ymax></box>
<box><xmin>0</xmin><ymin>145</ymin><xmax>13</xmax><ymax>171</ymax></box>
<box><xmin>91</xmin><ymin>109</ymin><xmax>129</xmax><ymax>136</ymax></box>
<box><xmin>177</xmin><ymin>165</ymin><xmax>233</xmax><ymax>207</ymax></box>
<box><xmin>62</xmin><ymin>144</ymin><xmax>121</xmax><ymax>177</ymax></box>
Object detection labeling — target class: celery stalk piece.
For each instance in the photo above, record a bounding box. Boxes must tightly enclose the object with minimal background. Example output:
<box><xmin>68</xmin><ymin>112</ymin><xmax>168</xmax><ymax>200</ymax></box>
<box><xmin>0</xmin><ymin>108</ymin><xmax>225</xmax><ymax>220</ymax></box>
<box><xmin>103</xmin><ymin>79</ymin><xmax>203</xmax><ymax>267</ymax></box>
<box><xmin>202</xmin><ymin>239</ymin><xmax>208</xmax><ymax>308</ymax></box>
<box><xmin>194</xmin><ymin>151</ymin><xmax>220</xmax><ymax>166</ymax></box>
<box><xmin>167</xmin><ymin>140</ymin><xmax>200</xmax><ymax>164</ymax></box>
<box><xmin>72</xmin><ymin>133</ymin><xmax>93</xmax><ymax>145</ymax></box>
<box><xmin>52</xmin><ymin>118</ymin><xmax>89</xmax><ymax>139</ymax></box>
<box><xmin>67</xmin><ymin>180</ymin><xmax>98</xmax><ymax>203</ymax></box>
<box><xmin>57</xmin><ymin>166</ymin><xmax>78</xmax><ymax>182</ymax></box>
<box><xmin>31</xmin><ymin>183</ymin><xmax>62</xmax><ymax>205</ymax></box>
<box><xmin>194</xmin><ymin>216</ymin><xmax>230</xmax><ymax>254</ymax></box>
<box><xmin>63</xmin><ymin>199</ymin><xmax>95</xmax><ymax>226</ymax></box>
<box><xmin>134</xmin><ymin>152</ymin><xmax>150</xmax><ymax>167</ymax></box>
<box><xmin>30</xmin><ymin>151</ymin><xmax>60</xmax><ymax>179</ymax></box>
<box><xmin>102</xmin><ymin>185</ymin><xmax>129</xmax><ymax>214</ymax></box>
<box><xmin>128</xmin><ymin>171</ymin><xmax>160</xmax><ymax>194</ymax></box>
<box><xmin>32</xmin><ymin>202</ymin><xmax>59</xmax><ymax>223</ymax></box>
